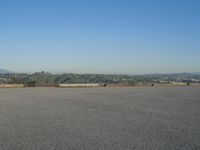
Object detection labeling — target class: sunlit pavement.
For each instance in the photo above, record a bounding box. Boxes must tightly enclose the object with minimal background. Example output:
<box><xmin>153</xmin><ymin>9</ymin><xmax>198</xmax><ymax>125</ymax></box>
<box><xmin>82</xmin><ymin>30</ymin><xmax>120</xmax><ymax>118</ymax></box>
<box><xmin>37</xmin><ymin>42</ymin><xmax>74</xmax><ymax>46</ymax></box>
<box><xmin>0</xmin><ymin>87</ymin><xmax>200</xmax><ymax>150</ymax></box>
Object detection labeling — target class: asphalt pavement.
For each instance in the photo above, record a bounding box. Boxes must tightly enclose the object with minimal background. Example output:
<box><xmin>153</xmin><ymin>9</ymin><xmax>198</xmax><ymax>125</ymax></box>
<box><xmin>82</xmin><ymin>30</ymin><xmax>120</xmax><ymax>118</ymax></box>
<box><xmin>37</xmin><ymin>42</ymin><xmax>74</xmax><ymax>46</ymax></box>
<box><xmin>0</xmin><ymin>87</ymin><xmax>200</xmax><ymax>150</ymax></box>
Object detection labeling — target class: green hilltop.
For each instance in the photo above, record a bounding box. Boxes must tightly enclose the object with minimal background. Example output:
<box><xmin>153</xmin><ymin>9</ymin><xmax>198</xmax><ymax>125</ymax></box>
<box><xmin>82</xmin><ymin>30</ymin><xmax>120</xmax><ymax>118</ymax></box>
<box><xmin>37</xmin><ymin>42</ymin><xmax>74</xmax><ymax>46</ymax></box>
<box><xmin>1</xmin><ymin>71</ymin><xmax>200</xmax><ymax>86</ymax></box>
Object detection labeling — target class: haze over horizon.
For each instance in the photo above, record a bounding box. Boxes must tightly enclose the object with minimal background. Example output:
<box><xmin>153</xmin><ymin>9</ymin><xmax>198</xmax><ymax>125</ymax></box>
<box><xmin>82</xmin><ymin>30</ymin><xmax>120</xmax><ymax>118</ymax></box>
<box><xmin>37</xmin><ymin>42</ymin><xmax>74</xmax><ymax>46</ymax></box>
<box><xmin>1</xmin><ymin>0</ymin><xmax>200</xmax><ymax>74</ymax></box>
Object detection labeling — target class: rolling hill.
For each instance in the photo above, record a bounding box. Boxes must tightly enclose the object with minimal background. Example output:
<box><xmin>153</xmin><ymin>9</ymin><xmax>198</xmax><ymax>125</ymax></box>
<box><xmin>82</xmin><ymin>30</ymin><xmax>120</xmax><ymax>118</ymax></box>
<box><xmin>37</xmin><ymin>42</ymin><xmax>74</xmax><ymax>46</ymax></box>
<box><xmin>0</xmin><ymin>68</ymin><xmax>10</xmax><ymax>73</ymax></box>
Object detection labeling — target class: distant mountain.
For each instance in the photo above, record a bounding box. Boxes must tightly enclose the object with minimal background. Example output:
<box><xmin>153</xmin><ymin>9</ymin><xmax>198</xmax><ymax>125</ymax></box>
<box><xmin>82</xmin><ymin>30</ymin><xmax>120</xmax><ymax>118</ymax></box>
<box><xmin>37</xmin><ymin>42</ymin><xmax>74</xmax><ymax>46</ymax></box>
<box><xmin>0</xmin><ymin>68</ymin><xmax>10</xmax><ymax>73</ymax></box>
<box><xmin>1</xmin><ymin>71</ymin><xmax>200</xmax><ymax>84</ymax></box>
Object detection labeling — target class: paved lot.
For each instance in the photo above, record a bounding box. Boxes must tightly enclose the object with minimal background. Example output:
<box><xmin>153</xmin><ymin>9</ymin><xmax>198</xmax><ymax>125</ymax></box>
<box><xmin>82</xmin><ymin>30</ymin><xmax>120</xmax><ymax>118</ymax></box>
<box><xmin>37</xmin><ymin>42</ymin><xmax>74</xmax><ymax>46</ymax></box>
<box><xmin>0</xmin><ymin>87</ymin><xmax>200</xmax><ymax>150</ymax></box>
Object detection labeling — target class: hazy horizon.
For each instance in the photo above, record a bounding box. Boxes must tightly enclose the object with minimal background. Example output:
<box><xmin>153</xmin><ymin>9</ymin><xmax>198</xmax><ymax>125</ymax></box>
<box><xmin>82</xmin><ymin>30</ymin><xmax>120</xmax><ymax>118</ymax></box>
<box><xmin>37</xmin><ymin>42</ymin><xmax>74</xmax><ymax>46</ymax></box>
<box><xmin>1</xmin><ymin>0</ymin><xmax>200</xmax><ymax>74</ymax></box>
<box><xmin>1</xmin><ymin>68</ymin><xmax>200</xmax><ymax>76</ymax></box>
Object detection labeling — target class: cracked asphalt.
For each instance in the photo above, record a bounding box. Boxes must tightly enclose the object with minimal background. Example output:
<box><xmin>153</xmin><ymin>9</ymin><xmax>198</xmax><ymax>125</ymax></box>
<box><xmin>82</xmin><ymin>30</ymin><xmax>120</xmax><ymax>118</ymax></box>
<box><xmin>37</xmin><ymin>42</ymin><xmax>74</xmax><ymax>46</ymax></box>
<box><xmin>0</xmin><ymin>87</ymin><xmax>200</xmax><ymax>150</ymax></box>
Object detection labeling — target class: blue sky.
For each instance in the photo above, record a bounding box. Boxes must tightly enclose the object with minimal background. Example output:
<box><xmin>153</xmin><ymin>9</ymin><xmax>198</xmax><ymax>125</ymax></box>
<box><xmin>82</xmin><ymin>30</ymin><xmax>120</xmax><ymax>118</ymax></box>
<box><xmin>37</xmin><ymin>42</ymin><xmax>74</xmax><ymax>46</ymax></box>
<box><xmin>0</xmin><ymin>0</ymin><xmax>200</xmax><ymax>74</ymax></box>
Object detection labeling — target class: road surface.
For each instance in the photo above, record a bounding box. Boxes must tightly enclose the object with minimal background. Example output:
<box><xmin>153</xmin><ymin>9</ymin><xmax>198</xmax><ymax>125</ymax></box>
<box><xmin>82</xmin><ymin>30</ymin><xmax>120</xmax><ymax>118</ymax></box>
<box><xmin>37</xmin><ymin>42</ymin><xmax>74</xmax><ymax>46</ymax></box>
<box><xmin>0</xmin><ymin>87</ymin><xmax>200</xmax><ymax>150</ymax></box>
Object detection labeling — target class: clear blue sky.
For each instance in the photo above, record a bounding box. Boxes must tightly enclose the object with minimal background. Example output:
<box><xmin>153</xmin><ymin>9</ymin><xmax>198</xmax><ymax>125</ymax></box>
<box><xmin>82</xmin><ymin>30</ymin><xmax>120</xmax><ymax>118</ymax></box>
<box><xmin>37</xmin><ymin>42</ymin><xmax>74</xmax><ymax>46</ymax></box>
<box><xmin>0</xmin><ymin>0</ymin><xmax>200</xmax><ymax>74</ymax></box>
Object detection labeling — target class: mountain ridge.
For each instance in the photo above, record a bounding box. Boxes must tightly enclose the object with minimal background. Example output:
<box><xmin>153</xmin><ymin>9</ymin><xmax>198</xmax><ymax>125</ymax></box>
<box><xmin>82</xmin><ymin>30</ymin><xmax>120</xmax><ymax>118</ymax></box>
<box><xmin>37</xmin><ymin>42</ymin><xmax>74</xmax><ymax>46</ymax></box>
<box><xmin>0</xmin><ymin>68</ymin><xmax>10</xmax><ymax>73</ymax></box>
